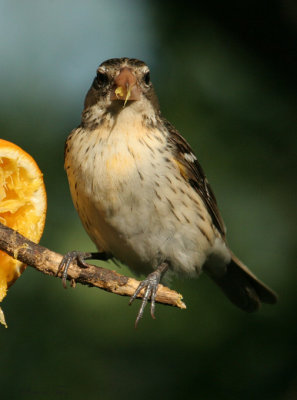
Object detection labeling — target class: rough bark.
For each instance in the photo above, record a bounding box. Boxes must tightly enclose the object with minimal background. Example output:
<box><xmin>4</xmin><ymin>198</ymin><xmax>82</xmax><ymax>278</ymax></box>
<box><xmin>0</xmin><ymin>222</ymin><xmax>186</xmax><ymax>309</ymax></box>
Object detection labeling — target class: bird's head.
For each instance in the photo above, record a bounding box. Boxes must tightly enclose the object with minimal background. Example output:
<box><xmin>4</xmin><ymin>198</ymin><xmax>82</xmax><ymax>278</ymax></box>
<box><xmin>83</xmin><ymin>58</ymin><xmax>159</xmax><ymax>117</ymax></box>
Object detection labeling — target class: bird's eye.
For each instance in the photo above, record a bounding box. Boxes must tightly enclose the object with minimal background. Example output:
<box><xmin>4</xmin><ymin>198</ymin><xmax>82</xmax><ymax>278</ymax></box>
<box><xmin>96</xmin><ymin>71</ymin><xmax>108</xmax><ymax>85</ymax></box>
<box><xmin>143</xmin><ymin>71</ymin><xmax>150</xmax><ymax>85</ymax></box>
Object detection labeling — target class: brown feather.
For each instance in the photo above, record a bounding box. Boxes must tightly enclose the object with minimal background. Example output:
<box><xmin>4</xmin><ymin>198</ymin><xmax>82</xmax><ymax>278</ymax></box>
<box><xmin>163</xmin><ymin>118</ymin><xmax>226</xmax><ymax>237</ymax></box>
<box><xmin>205</xmin><ymin>254</ymin><xmax>278</xmax><ymax>312</ymax></box>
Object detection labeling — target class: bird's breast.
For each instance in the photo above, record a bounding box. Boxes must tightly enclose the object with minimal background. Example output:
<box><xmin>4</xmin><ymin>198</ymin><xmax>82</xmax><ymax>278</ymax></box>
<box><xmin>65</xmin><ymin>115</ymin><xmax>167</xmax><ymax>222</ymax></box>
<box><xmin>65</xmin><ymin>117</ymin><xmax>170</xmax><ymax>266</ymax></box>
<box><xmin>65</xmin><ymin>115</ymin><xmax>221</xmax><ymax>276</ymax></box>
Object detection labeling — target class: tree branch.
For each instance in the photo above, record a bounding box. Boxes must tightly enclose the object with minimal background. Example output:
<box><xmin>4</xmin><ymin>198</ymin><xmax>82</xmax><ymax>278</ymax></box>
<box><xmin>0</xmin><ymin>222</ymin><xmax>186</xmax><ymax>309</ymax></box>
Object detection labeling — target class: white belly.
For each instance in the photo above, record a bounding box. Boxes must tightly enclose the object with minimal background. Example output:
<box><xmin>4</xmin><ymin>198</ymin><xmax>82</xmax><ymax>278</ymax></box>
<box><xmin>65</xmin><ymin>115</ymin><xmax>224</xmax><ymax>277</ymax></box>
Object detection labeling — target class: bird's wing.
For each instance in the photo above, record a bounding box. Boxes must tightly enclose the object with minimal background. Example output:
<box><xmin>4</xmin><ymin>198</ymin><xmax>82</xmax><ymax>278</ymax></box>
<box><xmin>164</xmin><ymin>118</ymin><xmax>226</xmax><ymax>238</ymax></box>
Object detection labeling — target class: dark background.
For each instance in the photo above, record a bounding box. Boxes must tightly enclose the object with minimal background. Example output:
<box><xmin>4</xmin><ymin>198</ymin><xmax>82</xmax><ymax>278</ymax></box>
<box><xmin>1</xmin><ymin>1</ymin><xmax>296</xmax><ymax>399</ymax></box>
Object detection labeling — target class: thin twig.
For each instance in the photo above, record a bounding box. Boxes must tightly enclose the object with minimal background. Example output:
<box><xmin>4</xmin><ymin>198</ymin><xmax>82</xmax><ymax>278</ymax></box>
<box><xmin>0</xmin><ymin>222</ymin><xmax>186</xmax><ymax>309</ymax></box>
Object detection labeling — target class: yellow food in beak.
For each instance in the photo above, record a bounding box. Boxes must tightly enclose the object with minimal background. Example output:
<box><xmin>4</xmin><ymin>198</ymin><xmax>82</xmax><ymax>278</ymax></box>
<box><xmin>115</xmin><ymin>86</ymin><xmax>131</xmax><ymax>107</ymax></box>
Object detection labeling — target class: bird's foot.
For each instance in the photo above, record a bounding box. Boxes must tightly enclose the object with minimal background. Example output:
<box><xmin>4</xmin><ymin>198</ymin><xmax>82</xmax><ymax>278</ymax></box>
<box><xmin>57</xmin><ymin>251</ymin><xmax>109</xmax><ymax>289</ymax></box>
<box><xmin>129</xmin><ymin>262</ymin><xmax>169</xmax><ymax>328</ymax></box>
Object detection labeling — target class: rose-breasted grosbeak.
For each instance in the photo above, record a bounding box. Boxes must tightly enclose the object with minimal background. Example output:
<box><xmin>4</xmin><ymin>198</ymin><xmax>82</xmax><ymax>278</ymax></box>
<box><xmin>61</xmin><ymin>57</ymin><xmax>277</xmax><ymax>326</ymax></box>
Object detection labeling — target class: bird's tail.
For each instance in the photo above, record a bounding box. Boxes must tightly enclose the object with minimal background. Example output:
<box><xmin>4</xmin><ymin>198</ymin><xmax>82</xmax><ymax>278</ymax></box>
<box><xmin>205</xmin><ymin>253</ymin><xmax>278</xmax><ymax>312</ymax></box>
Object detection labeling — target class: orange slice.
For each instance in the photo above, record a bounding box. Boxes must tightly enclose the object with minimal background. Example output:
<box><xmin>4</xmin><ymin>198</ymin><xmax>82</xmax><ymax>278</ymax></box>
<box><xmin>0</xmin><ymin>139</ymin><xmax>47</xmax><ymax>326</ymax></box>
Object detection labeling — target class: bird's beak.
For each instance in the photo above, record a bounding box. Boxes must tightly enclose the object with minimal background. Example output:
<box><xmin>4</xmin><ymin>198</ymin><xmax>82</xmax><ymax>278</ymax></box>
<box><xmin>111</xmin><ymin>67</ymin><xmax>141</xmax><ymax>106</ymax></box>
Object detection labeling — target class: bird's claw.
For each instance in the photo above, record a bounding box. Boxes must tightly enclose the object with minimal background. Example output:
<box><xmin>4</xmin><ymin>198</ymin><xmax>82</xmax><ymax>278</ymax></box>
<box><xmin>58</xmin><ymin>251</ymin><xmax>110</xmax><ymax>288</ymax></box>
<box><xmin>129</xmin><ymin>272</ymin><xmax>160</xmax><ymax>328</ymax></box>
<box><xmin>57</xmin><ymin>251</ymin><xmax>92</xmax><ymax>289</ymax></box>
<box><xmin>129</xmin><ymin>262</ymin><xmax>169</xmax><ymax>328</ymax></box>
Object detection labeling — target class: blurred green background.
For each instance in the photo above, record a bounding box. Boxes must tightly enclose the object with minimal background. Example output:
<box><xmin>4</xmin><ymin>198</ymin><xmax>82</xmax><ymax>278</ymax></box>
<box><xmin>1</xmin><ymin>1</ymin><xmax>296</xmax><ymax>399</ymax></box>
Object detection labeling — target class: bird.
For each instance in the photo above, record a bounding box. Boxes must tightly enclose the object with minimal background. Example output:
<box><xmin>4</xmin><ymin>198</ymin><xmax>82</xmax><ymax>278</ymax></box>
<box><xmin>60</xmin><ymin>57</ymin><xmax>277</xmax><ymax>327</ymax></box>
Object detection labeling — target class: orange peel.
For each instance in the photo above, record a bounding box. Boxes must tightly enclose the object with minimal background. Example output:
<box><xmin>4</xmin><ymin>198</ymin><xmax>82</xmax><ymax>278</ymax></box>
<box><xmin>0</xmin><ymin>139</ymin><xmax>47</xmax><ymax>326</ymax></box>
